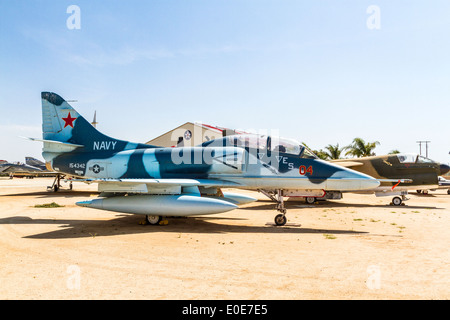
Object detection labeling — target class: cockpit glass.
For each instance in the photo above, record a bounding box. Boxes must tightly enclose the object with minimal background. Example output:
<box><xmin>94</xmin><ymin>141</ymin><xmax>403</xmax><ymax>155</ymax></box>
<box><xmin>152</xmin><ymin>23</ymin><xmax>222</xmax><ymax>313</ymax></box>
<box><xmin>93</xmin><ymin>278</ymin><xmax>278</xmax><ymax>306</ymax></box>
<box><xmin>300</xmin><ymin>147</ymin><xmax>317</xmax><ymax>159</ymax></box>
<box><xmin>396</xmin><ymin>154</ymin><xmax>417</xmax><ymax>163</ymax></box>
<box><xmin>205</xmin><ymin>134</ymin><xmax>307</xmax><ymax>156</ymax></box>
<box><xmin>270</xmin><ymin>137</ymin><xmax>301</xmax><ymax>155</ymax></box>
<box><xmin>417</xmin><ymin>156</ymin><xmax>434</xmax><ymax>163</ymax></box>
<box><xmin>228</xmin><ymin>135</ymin><xmax>267</xmax><ymax>150</ymax></box>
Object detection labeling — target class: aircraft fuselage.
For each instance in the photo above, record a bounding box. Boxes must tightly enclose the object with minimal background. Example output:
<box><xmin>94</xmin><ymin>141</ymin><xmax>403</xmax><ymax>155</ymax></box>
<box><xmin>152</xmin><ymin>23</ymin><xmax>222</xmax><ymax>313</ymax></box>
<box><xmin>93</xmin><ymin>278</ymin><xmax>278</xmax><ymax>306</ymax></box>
<box><xmin>332</xmin><ymin>154</ymin><xmax>442</xmax><ymax>191</ymax></box>
<box><xmin>48</xmin><ymin>146</ymin><xmax>379</xmax><ymax>192</ymax></box>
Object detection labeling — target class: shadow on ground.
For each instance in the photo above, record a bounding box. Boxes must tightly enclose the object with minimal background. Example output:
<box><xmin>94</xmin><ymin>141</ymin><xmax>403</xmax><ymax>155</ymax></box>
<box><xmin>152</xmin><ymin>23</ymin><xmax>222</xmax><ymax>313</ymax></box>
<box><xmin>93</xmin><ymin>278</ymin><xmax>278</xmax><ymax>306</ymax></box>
<box><xmin>0</xmin><ymin>214</ymin><xmax>368</xmax><ymax>239</ymax></box>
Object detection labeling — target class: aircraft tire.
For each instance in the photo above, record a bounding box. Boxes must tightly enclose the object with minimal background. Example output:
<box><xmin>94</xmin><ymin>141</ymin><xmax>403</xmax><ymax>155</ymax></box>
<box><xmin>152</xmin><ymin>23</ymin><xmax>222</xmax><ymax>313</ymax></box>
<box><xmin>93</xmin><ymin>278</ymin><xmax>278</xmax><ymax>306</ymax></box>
<box><xmin>274</xmin><ymin>214</ymin><xmax>287</xmax><ymax>226</ymax></box>
<box><xmin>447</xmin><ymin>189</ymin><xmax>450</xmax><ymax>195</ymax></box>
<box><xmin>392</xmin><ymin>196</ymin><xmax>402</xmax><ymax>206</ymax></box>
<box><xmin>146</xmin><ymin>215</ymin><xmax>162</xmax><ymax>225</ymax></box>
<box><xmin>305</xmin><ymin>197</ymin><xmax>316</xmax><ymax>204</ymax></box>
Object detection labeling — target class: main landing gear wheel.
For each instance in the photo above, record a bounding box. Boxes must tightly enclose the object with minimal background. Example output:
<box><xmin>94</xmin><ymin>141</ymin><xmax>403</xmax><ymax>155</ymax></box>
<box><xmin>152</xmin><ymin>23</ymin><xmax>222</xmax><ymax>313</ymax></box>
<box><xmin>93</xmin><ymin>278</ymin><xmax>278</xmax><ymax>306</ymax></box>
<box><xmin>145</xmin><ymin>215</ymin><xmax>162</xmax><ymax>225</ymax></box>
<box><xmin>274</xmin><ymin>214</ymin><xmax>287</xmax><ymax>226</ymax></box>
<box><xmin>305</xmin><ymin>197</ymin><xmax>316</xmax><ymax>204</ymax></box>
<box><xmin>392</xmin><ymin>196</ymin><xmax>403</xmax><ymax>206</ymax></box>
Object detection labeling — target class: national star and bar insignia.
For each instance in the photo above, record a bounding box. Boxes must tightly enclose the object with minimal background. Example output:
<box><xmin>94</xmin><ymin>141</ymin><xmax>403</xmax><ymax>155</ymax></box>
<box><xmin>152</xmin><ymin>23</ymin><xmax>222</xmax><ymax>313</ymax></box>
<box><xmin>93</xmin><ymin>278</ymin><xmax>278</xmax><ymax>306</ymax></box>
<box><xmin>62</xmin><ymin>112</ymin><xmax>77</xmax><ymax>128</ymax></box>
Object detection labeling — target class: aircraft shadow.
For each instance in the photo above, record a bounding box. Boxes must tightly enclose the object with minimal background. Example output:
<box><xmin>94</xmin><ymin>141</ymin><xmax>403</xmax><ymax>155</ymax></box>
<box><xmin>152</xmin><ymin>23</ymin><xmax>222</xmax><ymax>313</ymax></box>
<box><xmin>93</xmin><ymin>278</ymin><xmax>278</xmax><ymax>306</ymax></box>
<box><xmin>297</xmin><ymin>201</ymin><xmax>444</xmax><ymax>210</ymax></box>
<box><xmin>0</xmin><ymin>215</ymin><xmax>367</xmax><ymax>239</ymax></box>
<box><xmin>2</xmin><ymin>191</ymin><xmax>98</xmax><ymax>198</ymax></box>
<box><xmin>250</xmin><ymin>199</ymin><xmax>444</xmax><ymax>210</ymax></box>
<box><xmin>413</xmin><ymin>192</ymin><xmax>439</xmax><ymax>197</ymax></box>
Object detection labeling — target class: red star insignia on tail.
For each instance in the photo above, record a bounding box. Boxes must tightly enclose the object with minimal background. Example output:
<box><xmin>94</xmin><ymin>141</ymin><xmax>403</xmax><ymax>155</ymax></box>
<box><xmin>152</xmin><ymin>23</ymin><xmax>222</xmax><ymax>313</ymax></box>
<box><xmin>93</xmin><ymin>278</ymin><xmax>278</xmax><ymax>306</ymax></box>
<box><xmin>62</xmin><ymin>112</ymin><xmax>77</xmax><ymax>128</ymax></box>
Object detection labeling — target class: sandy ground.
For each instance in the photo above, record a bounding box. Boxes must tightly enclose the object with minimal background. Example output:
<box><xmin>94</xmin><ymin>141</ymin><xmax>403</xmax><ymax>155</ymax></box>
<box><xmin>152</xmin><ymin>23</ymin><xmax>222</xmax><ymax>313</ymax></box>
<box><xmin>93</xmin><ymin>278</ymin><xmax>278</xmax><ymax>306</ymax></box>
<box><xmin>0</xmin><ymin>177</ymin><xmax>448</xmax><ymax>300</ymax></box>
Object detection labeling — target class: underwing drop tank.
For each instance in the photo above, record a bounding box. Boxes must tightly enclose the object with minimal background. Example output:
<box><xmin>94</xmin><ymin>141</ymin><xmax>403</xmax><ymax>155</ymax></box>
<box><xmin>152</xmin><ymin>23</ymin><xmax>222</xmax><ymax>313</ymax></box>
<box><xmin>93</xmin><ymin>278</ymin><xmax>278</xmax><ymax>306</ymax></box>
<box><xmin>221</xmin><ymin>192</ymin><xmax>257</xmax><ymax>205</ymax></box>
<box><xmin>76</xmin><ymin>194</ymin><xmax>238</xmax><ymax>216</ymax></box>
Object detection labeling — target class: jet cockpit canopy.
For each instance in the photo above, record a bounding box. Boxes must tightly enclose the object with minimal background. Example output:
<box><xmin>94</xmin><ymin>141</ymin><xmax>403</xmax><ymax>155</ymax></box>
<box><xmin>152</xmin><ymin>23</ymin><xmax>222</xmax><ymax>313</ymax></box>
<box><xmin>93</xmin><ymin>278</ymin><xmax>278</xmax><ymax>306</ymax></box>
<box><xmin>396</xmin><ymin>153</ymin><xmax>435</xmax><ymax>164</ymax></box>
<box><xmin>201</xmin><ymin>134</ymin><xmax>317</xmax><ymax>159</ymax></box>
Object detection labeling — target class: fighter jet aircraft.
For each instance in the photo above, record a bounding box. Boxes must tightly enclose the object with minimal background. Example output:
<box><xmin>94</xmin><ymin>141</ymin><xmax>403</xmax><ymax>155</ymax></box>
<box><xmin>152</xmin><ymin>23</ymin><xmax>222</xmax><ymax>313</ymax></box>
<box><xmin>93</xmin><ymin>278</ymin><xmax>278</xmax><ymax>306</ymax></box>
<box><xmin>28</xmin><ymin>92</ymin><xmax>379</xmax><ymax>226</ymax></box>
<box><xmin>437</xmin><ymin>176</ymin><xmax>450</xmax><ymax>194</ymax></box>
<box><xmin>25</xmin><ymin>157</ymin><xmax>47</xmax><ymax>171</ymax></box>
<box><xmin>332</xmin><ymin>154</ymin><xmax>450</xmax><ymax>205</ymax></box>
<box><xmin>416</xmin><ymin>176</ymin><xmax>450</xmax><ymax>195</ymax></box>
<box><xmin>0</xmin><ymin>159</ymin><xmax>45</xmax><ymax>178</ymax></box>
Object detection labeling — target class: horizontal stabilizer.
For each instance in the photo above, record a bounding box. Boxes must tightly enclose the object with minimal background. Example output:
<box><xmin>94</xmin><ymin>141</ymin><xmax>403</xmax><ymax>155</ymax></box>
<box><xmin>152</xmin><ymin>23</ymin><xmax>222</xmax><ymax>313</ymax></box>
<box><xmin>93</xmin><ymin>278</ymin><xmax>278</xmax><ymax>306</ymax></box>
<box><xmin>24</xmin><ymin>137</ymin><xmax>84</xmax><ymax>153</ymax></box>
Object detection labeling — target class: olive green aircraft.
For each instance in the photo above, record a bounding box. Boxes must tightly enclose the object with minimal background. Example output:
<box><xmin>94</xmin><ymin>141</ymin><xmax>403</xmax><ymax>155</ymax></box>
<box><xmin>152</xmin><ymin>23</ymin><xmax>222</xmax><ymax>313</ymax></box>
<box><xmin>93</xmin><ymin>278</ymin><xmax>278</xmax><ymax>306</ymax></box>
<box><xmin>144</xmin><ymin>123</ymin><xmax>450</xmax><ymax>206</ymax></box>
<box><xmin>332</xmin><ymin>154</ymin><xmax>450</xmax><ymax>205</ymax></box>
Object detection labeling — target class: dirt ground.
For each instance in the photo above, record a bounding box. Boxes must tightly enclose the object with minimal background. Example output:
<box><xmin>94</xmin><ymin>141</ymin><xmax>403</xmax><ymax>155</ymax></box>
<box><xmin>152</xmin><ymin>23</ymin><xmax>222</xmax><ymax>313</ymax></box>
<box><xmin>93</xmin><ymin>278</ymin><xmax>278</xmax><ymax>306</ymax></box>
<box><xmin>0</xmin><ymin>177</ymin><xmax>448</xmax><ymax>300</ymax></box>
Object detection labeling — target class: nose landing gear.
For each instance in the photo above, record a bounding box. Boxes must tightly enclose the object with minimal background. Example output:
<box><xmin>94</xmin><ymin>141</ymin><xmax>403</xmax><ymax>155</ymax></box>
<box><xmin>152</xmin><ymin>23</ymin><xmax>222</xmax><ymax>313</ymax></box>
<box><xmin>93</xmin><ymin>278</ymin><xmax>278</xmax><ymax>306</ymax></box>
<box><xmin>274</xmin><ymin>189</ymin><xmax>287</xmax><ymax>226</ymax></box>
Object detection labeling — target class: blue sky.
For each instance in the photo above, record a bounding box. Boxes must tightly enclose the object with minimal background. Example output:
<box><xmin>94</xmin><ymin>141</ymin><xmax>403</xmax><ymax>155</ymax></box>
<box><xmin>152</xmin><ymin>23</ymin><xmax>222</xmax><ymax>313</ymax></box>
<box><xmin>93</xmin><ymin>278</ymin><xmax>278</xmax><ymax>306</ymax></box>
<box><xmin>0</xmin><ymin>0</ymin><xmax>449</xmax><ymax>164</ymax></box>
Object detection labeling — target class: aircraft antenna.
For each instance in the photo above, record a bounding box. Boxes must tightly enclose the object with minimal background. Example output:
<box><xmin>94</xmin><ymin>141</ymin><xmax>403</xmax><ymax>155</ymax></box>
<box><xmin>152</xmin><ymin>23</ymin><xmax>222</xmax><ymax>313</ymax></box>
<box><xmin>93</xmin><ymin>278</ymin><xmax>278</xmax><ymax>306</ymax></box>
<box><xmin>416</xmin><ymin>140</ymin><xmax>431</xmax><ymax>157</ymax></box>
<box><xmin>91</xmin><ymin>111</ymin><xmax>98</xmax><ymax>128</ymax></box>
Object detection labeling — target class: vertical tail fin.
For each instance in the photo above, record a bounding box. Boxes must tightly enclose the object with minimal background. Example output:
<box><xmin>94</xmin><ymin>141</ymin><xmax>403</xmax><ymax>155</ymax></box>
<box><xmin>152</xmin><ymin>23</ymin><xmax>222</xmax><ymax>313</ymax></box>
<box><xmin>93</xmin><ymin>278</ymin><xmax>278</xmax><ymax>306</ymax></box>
<box><xmin>25</xmin><ymin>157</ymin><xmax>46</xmax><ymax>170</ymax></box>
<box><xmin>41</xmin><ymin>92</ymin><xmax>153</xmax><ymax>154</ymax></box>
<box><xmin>42</xmin><ymin>92</ymin><xmax>103</xmax><ymax>145</ymax></box>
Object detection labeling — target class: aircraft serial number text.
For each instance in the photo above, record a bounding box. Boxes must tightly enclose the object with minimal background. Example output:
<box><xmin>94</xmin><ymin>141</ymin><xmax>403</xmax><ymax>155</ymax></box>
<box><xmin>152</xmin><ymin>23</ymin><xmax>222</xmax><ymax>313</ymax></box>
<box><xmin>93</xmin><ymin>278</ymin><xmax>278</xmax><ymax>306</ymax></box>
<box><xmin>69</xmin><ymin>163</ymin><xmax>86</xmax><ymax>169</ymax></box>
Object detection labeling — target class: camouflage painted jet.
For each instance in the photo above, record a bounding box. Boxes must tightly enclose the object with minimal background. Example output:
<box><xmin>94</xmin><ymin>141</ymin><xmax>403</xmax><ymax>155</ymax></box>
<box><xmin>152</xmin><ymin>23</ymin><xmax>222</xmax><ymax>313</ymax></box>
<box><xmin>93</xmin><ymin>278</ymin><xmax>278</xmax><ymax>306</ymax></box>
<box><xmin>146</xmin><ymin>122</ymin><xmax>450</xmax><ymax>206</ymax></box>
<box><xmin>332</xmin><ymin>154</ymin><xmax>450</xmax><ymax>205</ymax></box>
<box><xmin>0</xmin><ymin>159</ymin><xmax>47</xmax><ymax>178</ymax></box>
<box><xmin>25</xmin><ymin>157</ymin><xmax>47</xmax><ymax>171</ymax></box>
<box><xmin>437</xmin><ymin>176</ymin><xmax>450</xmax><ymax>194</ymax></box>
<box><xmin>28</xmin><ymin>92</ymin><xmax>380</xmax><ymax>226</ymax></box>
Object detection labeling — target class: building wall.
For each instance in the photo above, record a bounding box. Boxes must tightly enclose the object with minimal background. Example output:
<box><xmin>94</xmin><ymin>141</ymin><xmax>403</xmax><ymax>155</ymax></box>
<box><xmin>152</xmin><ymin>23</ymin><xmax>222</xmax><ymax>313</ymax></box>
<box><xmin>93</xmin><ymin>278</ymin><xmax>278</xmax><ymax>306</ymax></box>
<box><xmin>146</xmin><ymin>122</ymin><xmax>223</xmax><ymax>147</ymax></box>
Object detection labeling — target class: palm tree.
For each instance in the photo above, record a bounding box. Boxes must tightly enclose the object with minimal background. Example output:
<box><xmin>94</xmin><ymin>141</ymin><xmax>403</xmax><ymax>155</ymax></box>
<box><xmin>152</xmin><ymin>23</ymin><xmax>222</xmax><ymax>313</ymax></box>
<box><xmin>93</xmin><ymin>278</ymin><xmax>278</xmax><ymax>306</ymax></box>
<box><xmin>301</xmin><ymin>142</ymin><xmax>328</xmax><ymax>160</ymax></box>
<box><xmin>324</xmin><ymin>143</ymin><xmax>345</xmax><ymax>159</ymax></box>
<box><xmin>314</xmin><ymin>149</ymin><xmax>330</xmax><ymax>160</ymax></box>
<box><xmin>388</xmin><ymin>149</ymin><xmax>401</xmax><ymax>154</ymax></box>
<box><xmin>345</xmin><ymin>138</ymin><xmax>380</xmax><ymax>158</ymax></box>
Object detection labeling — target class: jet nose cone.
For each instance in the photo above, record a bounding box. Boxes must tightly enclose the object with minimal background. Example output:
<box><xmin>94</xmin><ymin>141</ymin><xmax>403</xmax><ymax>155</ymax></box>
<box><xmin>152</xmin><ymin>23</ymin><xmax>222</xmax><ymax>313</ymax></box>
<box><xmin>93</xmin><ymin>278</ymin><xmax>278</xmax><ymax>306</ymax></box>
<box><xmin>440</xmin><ymin>164</ymin><xmax>450</xmax><ymax>175</ymax></box>
<box><xmin>326</xmin><ymin>162</ymin><xmax>380</xmax><ymax>191</ymax></box>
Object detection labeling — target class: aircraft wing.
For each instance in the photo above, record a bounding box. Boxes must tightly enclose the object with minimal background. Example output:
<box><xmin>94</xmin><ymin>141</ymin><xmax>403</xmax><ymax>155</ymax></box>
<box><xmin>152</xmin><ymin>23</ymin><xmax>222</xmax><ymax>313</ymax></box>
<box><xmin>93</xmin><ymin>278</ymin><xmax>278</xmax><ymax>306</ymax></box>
<box><xmin>69</xmin><ymin>178</ymin><xmax>240</xmax><ymax>194</ymax></box>
<box><xmin>24</xmin><ymin>137</ymin><xmax>84</xmax><ymax>153</ymax></box>
<box><xmin>377</xmin><ymin>179</ymin><xmax>413</xmax><ymax>183</ymax></box>
<box><xmin>332</xmin><ymin>161</ymin><xmax>364</xmax><ymax>168</ymax></box>
<box><xmin>376</xmin><ymin>178</ymin><xmax>413</xmax><ymax>191</ymax></box>
<box><xmin>0</xmin><ymin>163</ymin><xmax>43</xmax><ymax>173</ymax></box>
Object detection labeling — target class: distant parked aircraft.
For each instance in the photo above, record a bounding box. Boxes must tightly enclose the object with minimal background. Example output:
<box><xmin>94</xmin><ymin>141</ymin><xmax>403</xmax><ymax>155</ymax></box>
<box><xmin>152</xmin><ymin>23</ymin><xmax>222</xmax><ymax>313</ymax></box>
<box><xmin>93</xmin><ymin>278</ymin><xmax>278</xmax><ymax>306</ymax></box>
<box><xmin>332</xmin><ymin>154</ymin><xmax>450</xmax><ymax>205</ymax></box>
